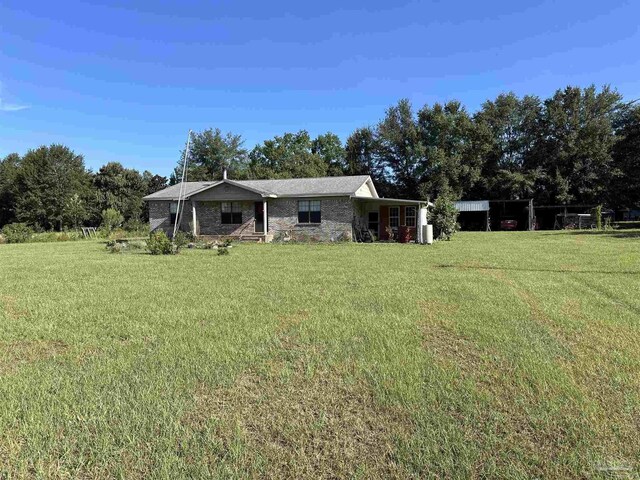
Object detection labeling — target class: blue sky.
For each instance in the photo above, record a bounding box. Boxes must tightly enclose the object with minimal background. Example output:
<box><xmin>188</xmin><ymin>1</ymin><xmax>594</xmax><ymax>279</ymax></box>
<box><xmin>1</xmin><ymin>0</ymin><xmax>639</xmax><ymax>177</ymax></box>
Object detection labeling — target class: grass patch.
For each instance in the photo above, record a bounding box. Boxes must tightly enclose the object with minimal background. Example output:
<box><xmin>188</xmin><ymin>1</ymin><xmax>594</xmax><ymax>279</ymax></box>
<box><xmin>0</xmin><ymin>231</ymin><xmax>639</xmax><ymax>478</ymax></box>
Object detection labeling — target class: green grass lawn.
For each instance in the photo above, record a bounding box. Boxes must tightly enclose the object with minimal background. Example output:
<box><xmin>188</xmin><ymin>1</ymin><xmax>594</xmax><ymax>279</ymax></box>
<box><xmin>1</xmin><ymin>231</ymin><xmax>639</xmax><ymax>478</ymax></box>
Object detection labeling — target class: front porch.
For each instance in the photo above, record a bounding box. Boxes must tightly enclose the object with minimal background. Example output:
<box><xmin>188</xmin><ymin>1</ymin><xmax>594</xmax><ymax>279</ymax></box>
<box><xmin>352</xmin><ymin>197</ymin><xmax>429</xmax><ymax>243</ymax></box>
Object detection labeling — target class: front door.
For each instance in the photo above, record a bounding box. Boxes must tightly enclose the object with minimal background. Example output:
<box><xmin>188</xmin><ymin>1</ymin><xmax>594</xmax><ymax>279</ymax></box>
<box><xmin>368</xmin><ymin>211</ymin><xmax>379</xmax><ymax>239</ymax></box>
<box><xmin>254</xmin><ymin>202</ymin><xmax>264</xmax><ymax>233</ymax></box>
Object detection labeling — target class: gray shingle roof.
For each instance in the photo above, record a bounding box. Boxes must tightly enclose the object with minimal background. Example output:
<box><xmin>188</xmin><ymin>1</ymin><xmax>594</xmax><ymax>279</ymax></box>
<box><xmin>143</xmin><ymin>175</ymin><xmax>372</xmax><ymax>200</ymax></box>
<box><xmin>238</xmin><ymin>175</ymin><xmax>371</xmax><ymax>197</ymax></box>
<box><xmin>143</xmin><ymin>182</ymin><xmax>218</xmax><ymax>200</ymax></box>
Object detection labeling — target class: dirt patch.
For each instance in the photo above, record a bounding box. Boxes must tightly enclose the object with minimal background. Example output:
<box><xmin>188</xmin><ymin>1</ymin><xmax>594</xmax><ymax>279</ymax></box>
<box><xmin>456</xmin><ymin>267</ymin><xmax>640</xmax><ymax>470</ymax></box>
<box><xmin>560</xmin><ymin>299</ymin><xmax>586</xmax><ymax>323</ymax></box>
<box><xmin>555</xmin><ymin>299</ymin><xmax>640</xmax><ymax>464</ymax></box>
<box><xmin>180</xmin><ymin>309</ymin><xmax>411</xmax><ymax>478</ymax></box>
<box><xmin>183</xmin><ymin>364</ymin><xmax>410</xmax><ymax>478</ymax></box>
<box><xmin>276</xmin><ymin>309</ymin><xmax>309</xmax><ymax>332</ymax></box>
<box><xmin>0</xmin><ymin>340</ymin><xmax>68</xmax><ymax>375</ymax></box>
<box><xmin>417</xmin><ymin>293</ymin><xmax>594</xmax><ymax>477</ymax></box>
<box><xmin>0</xmin><ymin>295</ymin><xmax>29</xmax><ymax>320</ymax></box>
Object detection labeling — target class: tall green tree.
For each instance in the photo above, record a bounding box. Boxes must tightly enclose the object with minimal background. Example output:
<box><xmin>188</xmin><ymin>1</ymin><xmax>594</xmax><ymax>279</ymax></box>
<box><xmin>610</xmin><ymin>103</ymin><xmax>640</xmax><ymax>209</ymax></box>
<box><xmin>93</xmin><ymin>162</ymin><xmax>147</xmax><ymax>222</ymax></box>
<box><xmin>418</xmin><ymin>101</ymin><xmax>481</xmax><ymax>200</ymax></box>
<box><xmin>535</xmin><ymin>85</ymin><xmax>622</xmax><ymax>204</ymax></box>
<box><xmin>15</xmin><ymin>145</ymin><xmax>92</xmax><ymax>230</ymax></box>
<box><xmin>142</xmin><ymin>171</ymin><xmax>168</xmax><ymax>195</ymax></box>
<box><xmin>344</xmin><ymin>127</ymin><xmax>392</xmax><ymax>197</ymax></box>
<box><xmin>171</xmin><ymin>128</ymin><xmax>248</xmax><ymax>183</ymax></box>
<box><xmin>311</xmin><ymin>132</ymin><xmax>346</xmax><ymax>176</ymax></box>
<box><xmin>247</xmin><ymin>130</ymin><xmax>328</xmax><ymax>179</ymax></box>
<box><xmin>376</xmin><ymin>99</ymin><xmax>426</xmax><ymax>197</ymax></box>
<box><xmin>0</xmin><ymin>153</ymin><xmax>21</xmax><ymax>227</ymax></box>
<box><xmin>63</xmin><ymin>193</ymin><xmax>87</xmax><ymax>229</ymax></box>
<box><xmin>472</xmin><ymin>93</ymin><xmax>543</xmax><ymax>199</ymax></box>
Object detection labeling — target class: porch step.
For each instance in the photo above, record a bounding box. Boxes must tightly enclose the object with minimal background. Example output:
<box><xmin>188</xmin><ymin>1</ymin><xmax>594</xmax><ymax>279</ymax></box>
<box><xmin>198</xmin><ymin>234</ymin><xmax>272</xmax><ymax>243</ymax></box>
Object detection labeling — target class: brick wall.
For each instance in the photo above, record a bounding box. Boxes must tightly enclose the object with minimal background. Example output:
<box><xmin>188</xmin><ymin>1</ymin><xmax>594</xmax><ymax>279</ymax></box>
<box><xmin>149</xmin><ymin>200</ymin><xmax>198</xmax><ymax>235</ymax></box>
<box><xmin>148</xmin><ymin>197</ymin><xmax>355</xmax><ymax>241</ymax></box>
<box><xmin>195</xmin><ymin>200</ymin><xmax>256</xmax><ymax>236</ymax></box>
<box><xmin>149</xmin><ymin>201</ymin><xmax>171</xmax><ymax>233</ymax></box>
<box><xmin>267</xmin><ymin>197</ymin><xmax>353</xmax><ymax>241</ymax></box>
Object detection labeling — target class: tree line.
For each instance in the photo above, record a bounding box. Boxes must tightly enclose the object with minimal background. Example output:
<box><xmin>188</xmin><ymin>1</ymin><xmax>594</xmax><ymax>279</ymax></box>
<box><xmin>0</xmin><ymin>146</ymin><xmax>167</xmax><ymax>230</ymax></box>
<box><xmin>2</xmin><ymin>84</ymin><xmax>639</xmax><ymax>231</ymax></box>
<box><xmin>174</xmin><ymin>85</ymin><xmax>640</xmax><ymax>210</ymax></box>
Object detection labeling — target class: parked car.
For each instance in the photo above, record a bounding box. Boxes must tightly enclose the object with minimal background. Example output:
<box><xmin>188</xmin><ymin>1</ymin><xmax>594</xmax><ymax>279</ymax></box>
<box><xmin>500</xmin><ymin>219</ymin><xmax>518</xmax><ymax>230</ymax></box>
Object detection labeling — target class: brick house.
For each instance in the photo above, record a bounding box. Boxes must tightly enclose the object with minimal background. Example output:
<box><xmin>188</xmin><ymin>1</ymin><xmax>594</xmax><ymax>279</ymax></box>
<box><xmin>143</xmin><ymin>175</ymin><xmax>430</xmax><ymax>242</ymax></box>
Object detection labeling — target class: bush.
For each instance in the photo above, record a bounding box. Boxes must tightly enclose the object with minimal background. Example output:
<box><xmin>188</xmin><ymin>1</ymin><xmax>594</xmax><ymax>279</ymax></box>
<box><xmin>592</xmin><ymin>205</ymin><xmax>603</xmax><ymax>230</ymax></box>
<box><xmin>217</xmin><ymin>246</ymin><xmax>230</xmax><ymax>256</ymax></box>
<box><xmin>101</xmin><ymin>208</ymin><xmax>124</xmax><ymax>232</ymax></box>
<box><xmin>1</xmin><ymin>223</ymin><xmax>34</xmax><ymax>243</ymax></box>
<box><xmin>105</xmin><ymin>240</ymin><xmax>124</xmax><ymax>254</ymax></box>
<box><xmin>173</xmin><ymin>231</ymin><xmax>190</xmax><ymax>251</ymax></box>
<box><xmin>146</xmin><ymin>231</ymin><xmax>173</xmax><ymax>255</ymax></box>
<box><xmin>128</xmin><ymin>240</ymin><xmax>146</xmax><ymax>250</ymax></box>
<box><xmin>432</xmin><ymin>195</ymin><xmax>459</xmax><ymax>241</ymax></box>
<box><xmin>108</xmin><ymin>229</ymin><xmax>127</xmax><ymax>241</ymax></box>
<box><xmin>30</xmin><ymin>232</ymin><xmax>58</xmax><ymax>243</ymax></box>
<box><xmin>123</xmin><ymin>218</ymin><xmax>149</xmax><ymax>236</ymax></box>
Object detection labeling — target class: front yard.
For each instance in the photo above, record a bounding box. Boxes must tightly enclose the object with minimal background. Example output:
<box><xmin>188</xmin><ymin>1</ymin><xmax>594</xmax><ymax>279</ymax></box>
<box><xmin>1</xmin><ymin>231</ymin><xmax>639</xmax><ymax>478</ymax></box>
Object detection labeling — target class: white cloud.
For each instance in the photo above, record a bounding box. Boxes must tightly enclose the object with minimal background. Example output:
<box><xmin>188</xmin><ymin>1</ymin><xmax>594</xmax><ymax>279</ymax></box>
<box><xmin>0</xmin><ymin>99</ymin><xmax>30</xmax><ymax>112</ymax></box>
<box><xmin>0</xmin><ymin>81</ymin><xmax>29</xmax><ymax>111</ymax></box>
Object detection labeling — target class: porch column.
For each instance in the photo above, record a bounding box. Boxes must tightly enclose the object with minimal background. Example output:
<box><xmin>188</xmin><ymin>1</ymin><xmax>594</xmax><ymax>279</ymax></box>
<box><xmin>192</xmin><ymin>201</ymin><xmax>197</xmax><ymax>236</ymax></box>
<box><xmin>263</xmin><ymin>200</ymin><xmax>268</xmax><ymax>235</ymax></box>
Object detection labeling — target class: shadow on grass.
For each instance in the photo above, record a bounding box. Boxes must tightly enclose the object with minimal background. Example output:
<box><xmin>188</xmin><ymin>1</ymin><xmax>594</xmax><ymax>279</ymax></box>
<box><xmin>541</xmin><ymin>230</ymin><xmax>640</xmax><ymax>239</ymax></box>
<box><xmin>434</xmin><ymin>264</ymin><xmax>640</xmax><ymax>276</ymax></box>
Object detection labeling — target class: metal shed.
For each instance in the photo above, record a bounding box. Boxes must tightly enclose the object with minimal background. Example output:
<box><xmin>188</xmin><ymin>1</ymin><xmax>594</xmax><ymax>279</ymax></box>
<box><xmin>455</xmin><ymin>200</ymin><xmax>490</xmax><ymax>231</ymax></box>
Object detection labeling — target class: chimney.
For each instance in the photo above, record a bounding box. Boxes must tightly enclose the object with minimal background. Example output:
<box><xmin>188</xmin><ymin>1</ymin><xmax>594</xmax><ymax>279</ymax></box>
<box><xmin>222</xmin><ymin>168</ymin><xmax>228</xmax><ymax>180</ymax></box>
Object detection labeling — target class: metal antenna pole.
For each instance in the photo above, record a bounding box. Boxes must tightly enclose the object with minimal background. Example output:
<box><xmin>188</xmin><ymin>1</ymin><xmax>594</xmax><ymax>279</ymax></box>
<box><xmin>172</xmin><ymin>130</ymin><xmax>192</xmax><ymax>239</ymax></box>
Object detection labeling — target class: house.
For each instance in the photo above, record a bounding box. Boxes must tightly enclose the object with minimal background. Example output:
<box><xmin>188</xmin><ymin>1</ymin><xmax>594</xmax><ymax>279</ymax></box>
<box><xmin>143</xmin><ymin>174</ymin><xmax>430</xmax><ymax>242</ymax></box>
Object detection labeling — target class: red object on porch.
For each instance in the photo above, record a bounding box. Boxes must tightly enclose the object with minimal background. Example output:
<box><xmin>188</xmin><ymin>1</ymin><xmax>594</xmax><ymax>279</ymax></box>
<box><xmin>398</xmin><ymin>225</ymin><xmax>411</xmax><ymax>243</ymax></box>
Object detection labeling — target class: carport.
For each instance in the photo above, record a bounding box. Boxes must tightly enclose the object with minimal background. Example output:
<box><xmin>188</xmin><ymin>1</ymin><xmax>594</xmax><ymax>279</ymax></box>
<box><xmin>455</xmin><ymin>200</ymin><xmax>490</xmax><ymax>231</ymax></box>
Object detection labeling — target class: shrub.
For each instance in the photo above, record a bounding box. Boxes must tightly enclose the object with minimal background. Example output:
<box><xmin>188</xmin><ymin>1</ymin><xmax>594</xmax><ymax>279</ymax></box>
<box><xmin>128</xmin><ymin>240</ymin><xmax>146</xmax><ymax>250</ymax></box>
<box><xmin>30</xmin><ymin>232</ymin><xmax>58</xmax><ymax>243</ymax></box>
<box><xmin>108</xmin><ymin>229</ymin><xmax>127</xmax><ymax>241</ymax></box>
<box><xmin>432</xmin><ymin>195</ymin><xmax>459</xmax><ymax>241</ymax></box>
<box><xmin>592</xmin><ymin>205</ymin><xmax>603</xmax><ymax>230</ymax></box>
<box><xmin>105</xmin><ymin>240</ymin><xmax>124</xmax><ymax>254</ymax></box>
<box><xmin>101</xmin><ymin>209</ymin><xmax>124</xmax><ymax>232</ymax></box>
<box><xmin>217</xmin><ymin>246</ymin><xmax>230</xmax><ymax>256</ymax></box>
<box><xmin>123</xmin><ymin>218</ymin><xmax>149</xmax><ymax>236</ymax></box>
<box><xmin>146</xmin><ymin>231</ymin><xmax>173</xmax><ymax>255</ymax></box>
<box><xmin>173</xmin><ymin>231</ymin><xmax>189</xmax><ymax>251</ymax></box>
<box><xmin>1</xmin><ymin>223</ymin><xmax>34</xmax><ymax>243</ymax></box>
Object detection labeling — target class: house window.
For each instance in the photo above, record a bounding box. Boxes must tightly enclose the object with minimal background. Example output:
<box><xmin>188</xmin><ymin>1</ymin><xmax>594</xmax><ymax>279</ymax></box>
<box><xmin>389</xmin><ymin>207</ymin><xmax>399</xmax><ymax>228</ymax></box>
<box><xmin>405</xmin><ymin>206</ymin><xmax>416</xmax><ymax>227</ymax></box>
<box><xmin>298</xmin><ymin>200</ymin><xmax>321</xmax><ymax>223</ymax></box>
<box><xmin>221</xmin><ymin>202</ymin><xmax>243</xmax><ymax>224</ymax></box>
<box><xmin>170</xmin><ymin>202</ymin><xmax>178</xmax><ymax>225</ymax></box>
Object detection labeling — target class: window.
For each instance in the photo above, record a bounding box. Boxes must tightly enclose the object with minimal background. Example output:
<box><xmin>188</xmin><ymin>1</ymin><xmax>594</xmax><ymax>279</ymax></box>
<box><xmin>221</xmin><ymin>202</ymin><xmax>243</xmax><ymax>224</ymax></box>
<box><xmin>405</xmin><ymin>206</ymin><xmax>416</xmax><ymax>227</ymax></box>
<box><xmin>298</xmin><ymin>200</ymin><xmax>321</xmax><ymax>223</ymax></box>
<box><xmin>170</xmin><ymin>202</ymin><xmax>178</xmax><ymax>225</ymax></box>
<box><xmin>389</xmin><ymin>207</ymin><xmax>399</xmax><ymax>228</ymax></box>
